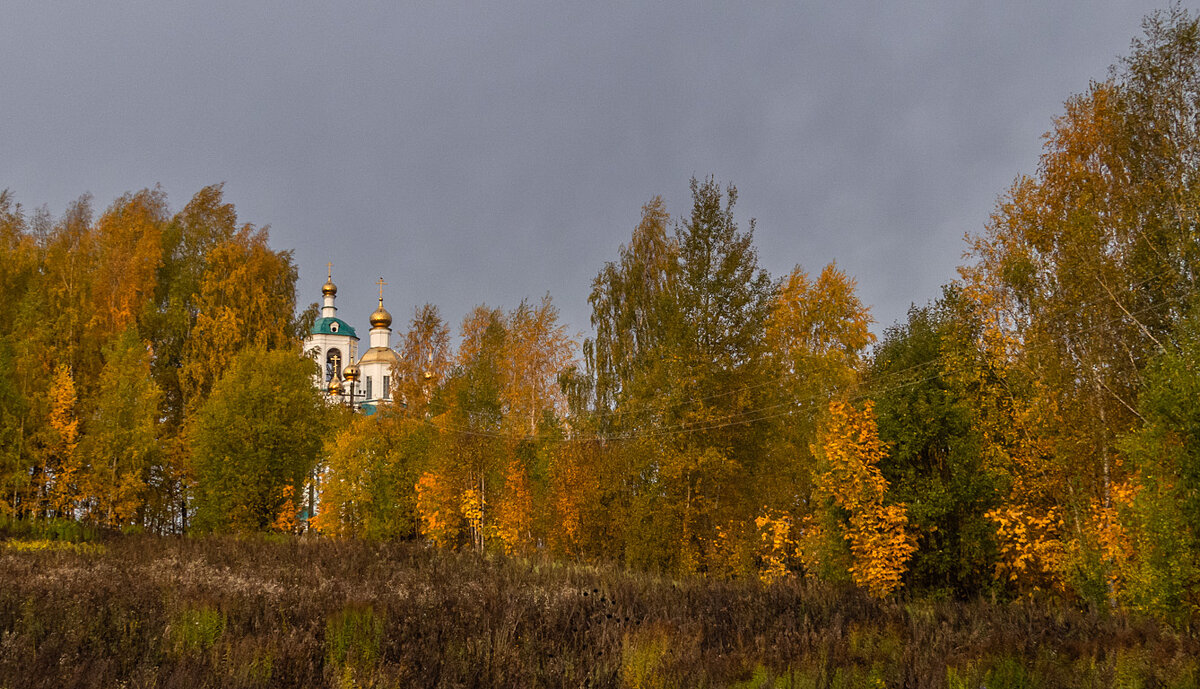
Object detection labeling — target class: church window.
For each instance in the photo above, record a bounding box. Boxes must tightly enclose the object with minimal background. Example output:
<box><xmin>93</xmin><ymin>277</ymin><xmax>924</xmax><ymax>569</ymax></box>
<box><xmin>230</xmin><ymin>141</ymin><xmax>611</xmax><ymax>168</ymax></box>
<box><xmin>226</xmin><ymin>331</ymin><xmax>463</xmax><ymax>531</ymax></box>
<box><xmin>383</xmin><ymin>376</ymin><xmax>390</xmax><ymax>399</ymax></box>
<box><xmin>365</xmin><ymin>376</ymin><xmax>373</xmax><ymax>400</ymax></box>
<box><xmin>325</xmin><ymin>348</ymin><xmax>342</xmax><ymax>383</ymax></box>
<box><xmin>331</xmin><ymin>322</ymin><xmax>339</xmax><ymax>333</ymax></box>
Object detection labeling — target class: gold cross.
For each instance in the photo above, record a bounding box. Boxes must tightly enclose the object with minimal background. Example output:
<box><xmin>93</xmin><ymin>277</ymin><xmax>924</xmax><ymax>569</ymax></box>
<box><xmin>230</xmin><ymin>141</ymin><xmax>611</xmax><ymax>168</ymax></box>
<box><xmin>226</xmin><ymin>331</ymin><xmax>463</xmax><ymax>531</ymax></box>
<box><xmin>376</xmin><ymin>277</ymin><xmax>387</xmax><ymax>301</ymax></box>
<box><xmin>326</xmin><ymin>261</ymin><xmax>333</xmax><ymax>280</ymax></box>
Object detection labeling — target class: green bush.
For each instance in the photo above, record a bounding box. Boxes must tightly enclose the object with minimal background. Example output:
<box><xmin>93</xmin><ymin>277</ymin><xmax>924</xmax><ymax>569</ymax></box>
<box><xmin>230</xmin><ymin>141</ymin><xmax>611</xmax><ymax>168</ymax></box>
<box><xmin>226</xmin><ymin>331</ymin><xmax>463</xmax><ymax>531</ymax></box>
<box><xmin>326</xmin><ymin>605</ymin><xmax>383</xmax><ymax>680</ymax></box>
<box><xmin>169</xmin><ymin>603</ymin><xmax>225</xmax><ymax>656</ymax></box>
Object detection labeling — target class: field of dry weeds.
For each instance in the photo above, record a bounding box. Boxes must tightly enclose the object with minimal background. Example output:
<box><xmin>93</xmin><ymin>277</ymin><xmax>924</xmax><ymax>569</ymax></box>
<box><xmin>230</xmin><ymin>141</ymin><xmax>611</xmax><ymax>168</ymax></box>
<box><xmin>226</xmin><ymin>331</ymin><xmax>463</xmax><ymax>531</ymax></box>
<box><xmin>1</xmin><ymin>530</ymin><xmax>1198</xmax><ymax>688</ymax></box>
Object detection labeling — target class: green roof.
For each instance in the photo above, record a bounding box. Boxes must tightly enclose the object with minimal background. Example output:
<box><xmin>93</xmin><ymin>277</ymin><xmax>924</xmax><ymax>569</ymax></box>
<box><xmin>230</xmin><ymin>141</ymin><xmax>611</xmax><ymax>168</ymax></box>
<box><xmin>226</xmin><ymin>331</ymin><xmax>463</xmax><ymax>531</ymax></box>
<box><xmin>310</xmin><ymin>316</ymin><xmax>358</xmax><ymax>338</ymax></box>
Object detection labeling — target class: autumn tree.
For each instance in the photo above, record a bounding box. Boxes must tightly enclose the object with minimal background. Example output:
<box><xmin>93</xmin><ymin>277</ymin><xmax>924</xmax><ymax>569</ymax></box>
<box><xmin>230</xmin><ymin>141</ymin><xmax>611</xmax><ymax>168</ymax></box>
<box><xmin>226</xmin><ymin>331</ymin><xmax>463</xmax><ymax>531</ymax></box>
<box><xmin>0</xmin><ymin>192</ymin><xmax>37</xmax><ymax>516</ymax></box>
<box><xmin>393</xmin><ymin>303</ymin><xmax>452</xmax><ymax>416</ymax></box>
<box><xmin>758</xmin><ymin>263</ymin><xmax>875</xmax><ymax>544</ymax></box>
<box><xmin>88</xmin><ymin>189</ymin><xmax>166</xmax><ymax>348</ymax></box>
<box><xmin>502</xmin><ymin>295</ymin><xmax>574</xmax><ymax>436</ymax></box>
<box><xmin>42</xmin><ymin>364</ymin><xmax>82</xmax><ymax>519</ymax></box>
<box><xmin>811</xmin><ymin>401</ymin><xmax>916</xmax><ymax>598</ymax></box>
<box><xmin>958</xmin><ymin>7</ymin><xmax>1200</xmax><ymax>600</ymax></box>
<box><xmin>147</xmin><ymin>184</ymin><xmax>239</xmax><ymax>430</ymax></box>
<box><xmin>180</xmin><ymin>226</ymin><xmax>300</xmax><ymax>409</ymax></box>
<box><xmin>421</xmin><ymin>306</ymin><xmax>509</xmax><ymax>550</ymax></box>
<box><xmin>79</xmin><ymin>327</ymin><xmax>161</xmax><ymax>528</ymax></box>
<box><xmin>315</xmin><ymin>410</ymin><xmax>432</xmax><ymax>540</ymax></box>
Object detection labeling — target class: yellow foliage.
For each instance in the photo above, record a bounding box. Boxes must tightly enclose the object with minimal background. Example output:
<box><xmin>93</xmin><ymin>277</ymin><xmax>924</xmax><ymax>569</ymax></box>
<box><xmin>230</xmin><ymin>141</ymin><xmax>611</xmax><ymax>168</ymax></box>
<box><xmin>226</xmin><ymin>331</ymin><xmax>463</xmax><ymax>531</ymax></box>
<box><xmin>1089</xmin><ymin>481</ymin><xmax>1137</xmax><ymax>594</ymax></box>
<box><xmin>461</xmin><ymin>487</ymin><xmax>484</xmax><ymax>551</ymax></box>
<box><xmin>986</xmin><ymin>503</ymin><xmax>1066</xmax><ymax>593</ymax></box>
<box><xmin>815</xmin><ymin>401</ymin><xmax>916</xmax><ymax>598</ymax></box>
<box><xmin>496</xmin><ymin>459</ymin><xmax>533</xmax><ymax>555</ymax></box>
<box><xmin>4</xmin><ymin>539</ymin><xmax>105</xmax><ymax>554</ymax></box>
<box><xmin>754</xmin><ymin>509</ymin><xmax>797</xmax><ymax>584</ymax></box>
<box><xmin>46</xmin><ymin>364</ymin><xmax>82</xmax><ymax>517</ymax></box>
<box><xmin>846</xmin><ymin>504</ymin><xmax>915</xmax><ymax>598</ymax></box>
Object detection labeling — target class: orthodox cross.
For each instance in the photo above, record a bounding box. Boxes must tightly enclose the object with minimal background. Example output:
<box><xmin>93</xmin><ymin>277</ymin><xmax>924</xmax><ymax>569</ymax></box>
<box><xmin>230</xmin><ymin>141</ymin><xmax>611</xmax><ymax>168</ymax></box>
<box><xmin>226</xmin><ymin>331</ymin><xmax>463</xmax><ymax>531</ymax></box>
<box><xmin>376</xmin><ymin>276</ymin><xmax>387</xmax><ymax>301</ymax></box>
<box><xmin>327</xmin><ymin>261</ymin><xmax>333</xmax><ymax>280</ymax></box>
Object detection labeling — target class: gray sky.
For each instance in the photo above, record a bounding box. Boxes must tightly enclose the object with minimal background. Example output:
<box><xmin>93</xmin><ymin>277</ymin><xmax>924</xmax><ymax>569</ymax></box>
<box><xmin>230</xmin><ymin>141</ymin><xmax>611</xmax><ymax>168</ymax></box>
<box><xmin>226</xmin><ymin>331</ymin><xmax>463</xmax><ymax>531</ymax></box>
<box><xmin>0</xmin><ymin>2</ymin><xmax>1172</xmax><ymax>347</ymax></box>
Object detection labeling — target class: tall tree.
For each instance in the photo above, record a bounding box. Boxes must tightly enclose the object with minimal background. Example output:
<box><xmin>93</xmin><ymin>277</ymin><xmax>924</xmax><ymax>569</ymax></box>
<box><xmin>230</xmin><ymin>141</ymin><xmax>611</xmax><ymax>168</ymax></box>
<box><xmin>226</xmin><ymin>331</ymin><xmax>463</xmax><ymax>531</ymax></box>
<box><xmin>959</xmin><ymin>8</ymin><xmax>1200</xmax><ymax>598</ymax></box>
<box><xmin>180</xmin><ymin>226</ymin><xmax>300</xmax><ymax>410</ymax></box>
<box><xmin>502</xmin><ymin>294</ymin><xmax>574</xmax><ymax>435</ymax></box>
<box><xmin>148</xmin><ymin>184</ymin><xmax>239</xmax><ymax>430</ymax></box>
<box><xmin>760</xmin><ymin>263</ymin><xmax>875</xmax><ymax>525</ymax></box>
<box><xmin>393</xmin><ymin>303</ymin><xmax>452</xmax><ymax>416</ymax></box>
<box><xmin>87</xmin><ymin>189</ymin><xmax>166</xmax><ymax>350</ymax></box>
<box><xmin>0</xmin><ymin>192</ymin><xmax>36</xmax><ymax>516</ymax></box>
<box><xmin>585</xmin><ymin>180</ymin><xmax>774</xmax><ymax>574</ymax></box>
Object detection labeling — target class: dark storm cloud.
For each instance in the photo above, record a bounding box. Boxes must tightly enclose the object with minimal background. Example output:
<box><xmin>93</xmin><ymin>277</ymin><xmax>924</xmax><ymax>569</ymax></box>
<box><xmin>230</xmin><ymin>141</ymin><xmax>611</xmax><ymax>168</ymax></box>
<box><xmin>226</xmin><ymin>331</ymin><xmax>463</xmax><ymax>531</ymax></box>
<box><xmin>0</xmin><ymin>1</ymin><xmax>1170</xmax><ymax>342</ymax></box>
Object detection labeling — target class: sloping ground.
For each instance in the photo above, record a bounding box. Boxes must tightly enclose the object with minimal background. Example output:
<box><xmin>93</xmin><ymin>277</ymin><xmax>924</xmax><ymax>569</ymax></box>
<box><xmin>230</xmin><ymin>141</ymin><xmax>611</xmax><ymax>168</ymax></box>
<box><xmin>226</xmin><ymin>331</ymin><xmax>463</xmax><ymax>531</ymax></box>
<box><xmin>0</xmin><ymin>535</ymin><xmax>1196</xmax><ymax>688</ymax></box>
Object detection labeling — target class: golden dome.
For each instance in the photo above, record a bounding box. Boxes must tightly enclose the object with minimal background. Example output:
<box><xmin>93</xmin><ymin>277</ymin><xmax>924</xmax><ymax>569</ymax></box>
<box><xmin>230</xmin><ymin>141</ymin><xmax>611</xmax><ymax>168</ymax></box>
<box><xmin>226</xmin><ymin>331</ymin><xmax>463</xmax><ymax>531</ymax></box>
<box><xmin>369</xmin><ymin>300</ymin><xmax>392</xmax><ymax>329</ymax></box>
<box><xmin>342</xmin><ymin>362</ymin><xmax>360</xmax><ymax>382</ymax></box>
<box><xmin>327</xmin><ymin>376</ymin><xmax>343</xmax><ymax>396</ymax></box>
<box><xmin>357</xmin><ymin>346</ymin><xmax>400</xmax><ymax>367</ymax></box>
<box><xmin>322</xmin><ymin>263</ymin><xmax>338</xmax><ymax>296</ymax></box>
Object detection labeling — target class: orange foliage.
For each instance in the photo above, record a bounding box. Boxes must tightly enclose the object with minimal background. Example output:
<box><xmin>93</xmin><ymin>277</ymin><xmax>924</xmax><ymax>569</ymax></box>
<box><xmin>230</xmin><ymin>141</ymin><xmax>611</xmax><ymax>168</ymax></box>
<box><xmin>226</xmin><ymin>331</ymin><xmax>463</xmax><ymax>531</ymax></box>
<box><xmin>272</xmin><ymin>484</ymin><xmax>299</xmax><ymax>534</ymax></box>
<box><xmin>89</xmin><ymin>190</ymin><xmax>165</xmax><ymax>340</ymax></box>
<box><xmin>415</xmin><ymin>471</ymin><xmax>461</xmax><ymax>549</ymax></box>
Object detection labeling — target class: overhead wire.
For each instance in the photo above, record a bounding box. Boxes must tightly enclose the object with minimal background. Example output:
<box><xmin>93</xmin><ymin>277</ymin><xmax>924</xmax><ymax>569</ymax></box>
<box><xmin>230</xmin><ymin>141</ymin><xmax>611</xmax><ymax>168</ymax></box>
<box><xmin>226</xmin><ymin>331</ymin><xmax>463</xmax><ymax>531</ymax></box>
<box><xmin>421</xmin><ymin>276</ymin><xmax>1195</xmax><ymax>444</ymax></box>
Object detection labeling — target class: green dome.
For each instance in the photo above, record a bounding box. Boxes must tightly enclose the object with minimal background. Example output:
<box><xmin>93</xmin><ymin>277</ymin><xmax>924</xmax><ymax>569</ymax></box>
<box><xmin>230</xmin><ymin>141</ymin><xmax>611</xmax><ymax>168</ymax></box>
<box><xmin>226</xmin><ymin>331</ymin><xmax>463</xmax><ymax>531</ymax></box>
<box><xmin>310</xmin><ymin>317</ymin><xmax>358</xmax><ymax>338</ymax></box>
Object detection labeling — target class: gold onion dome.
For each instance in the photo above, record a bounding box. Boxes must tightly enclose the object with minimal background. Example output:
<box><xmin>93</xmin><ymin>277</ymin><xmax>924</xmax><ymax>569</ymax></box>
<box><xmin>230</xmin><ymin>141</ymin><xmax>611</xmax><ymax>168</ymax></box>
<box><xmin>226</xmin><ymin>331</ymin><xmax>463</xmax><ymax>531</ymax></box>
<box><xmin>328</xmin><ymin>376</ymin><xmax>343</xmax><ymax>396</ymax></box>
<box><xmin>369</xmin><ymin>300</ymin><xmax>392</xmax><ymax>328</ymax></box>
<box><xmin>342</xmin><ymin>362</ymin><xmax>360</xmax><ymax>381</ymax></box>
<box><xmin>322</xmin><ymin>278</ymin><xmax>337</xmax><ymax>297</ymax></box>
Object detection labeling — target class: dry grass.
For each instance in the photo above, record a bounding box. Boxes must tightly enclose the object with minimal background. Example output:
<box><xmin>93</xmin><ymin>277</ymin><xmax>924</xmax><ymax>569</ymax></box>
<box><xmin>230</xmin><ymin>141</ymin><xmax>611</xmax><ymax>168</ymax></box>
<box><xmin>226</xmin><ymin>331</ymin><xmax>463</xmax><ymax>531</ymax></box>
<box><xmin>0</xmin><ymin>533</ymin><xmax>1196</xmax><ymax>688</ymax></box>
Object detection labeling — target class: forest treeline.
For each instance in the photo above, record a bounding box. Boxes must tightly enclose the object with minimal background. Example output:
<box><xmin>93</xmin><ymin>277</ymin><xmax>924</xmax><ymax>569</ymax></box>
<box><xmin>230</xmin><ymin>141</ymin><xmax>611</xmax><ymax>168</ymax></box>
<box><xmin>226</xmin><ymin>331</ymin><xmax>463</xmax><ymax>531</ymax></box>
<box><xmin>4</xmin><ymin>7</ymin><xmax>1200</xmax><ymax>618</ymax></box>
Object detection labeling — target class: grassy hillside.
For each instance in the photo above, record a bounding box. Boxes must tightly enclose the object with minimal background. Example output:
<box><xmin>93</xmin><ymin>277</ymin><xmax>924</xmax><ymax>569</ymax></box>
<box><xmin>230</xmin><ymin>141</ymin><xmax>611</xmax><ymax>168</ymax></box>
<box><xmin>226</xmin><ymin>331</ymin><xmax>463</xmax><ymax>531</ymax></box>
<box><xmin>1</xmin><ymin>531</ymin><xmax>1197</xmax><ymax>688</ymax></box>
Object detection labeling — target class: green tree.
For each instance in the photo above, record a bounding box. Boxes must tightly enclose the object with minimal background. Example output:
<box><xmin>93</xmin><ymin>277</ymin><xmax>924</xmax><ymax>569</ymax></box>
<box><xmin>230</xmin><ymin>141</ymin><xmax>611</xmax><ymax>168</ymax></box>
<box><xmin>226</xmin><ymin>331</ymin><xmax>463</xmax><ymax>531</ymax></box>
<box><xmin>585</xmin><ymin>179</ymin><xmax>774</xmax><ymax>574</ymax></box>
<box><xmin>870</xmin><ymin>291</ymin><xmax>1001</xmax><ymax>595</ymax></box>
<box><xmin>189</xmin><ymin>347</ymin><xmax>325</xmax><ymax>532</ymax></box>
<box><xmin>1118</xmin><ymin>302</ymin><xmax>1200</xmax><ymax>617</ymax></box>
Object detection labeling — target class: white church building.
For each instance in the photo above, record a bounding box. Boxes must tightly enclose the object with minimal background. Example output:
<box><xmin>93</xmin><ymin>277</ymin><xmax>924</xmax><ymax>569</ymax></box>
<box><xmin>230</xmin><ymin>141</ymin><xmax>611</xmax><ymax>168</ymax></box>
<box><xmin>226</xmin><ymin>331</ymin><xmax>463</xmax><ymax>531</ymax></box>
<box><xmin>304</xmin><ymin>268</ymin><xmax>401</xmax><ymax>414</ymax></box>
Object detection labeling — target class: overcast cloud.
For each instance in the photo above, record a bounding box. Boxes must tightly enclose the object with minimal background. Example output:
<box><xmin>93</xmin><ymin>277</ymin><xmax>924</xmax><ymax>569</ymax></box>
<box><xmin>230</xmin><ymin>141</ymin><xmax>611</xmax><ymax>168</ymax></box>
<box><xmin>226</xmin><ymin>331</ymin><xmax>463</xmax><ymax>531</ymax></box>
<box><xmin>0</xmin><ymin>2</ymin><xmax>1172</xmax><ymax>345</ymax></box>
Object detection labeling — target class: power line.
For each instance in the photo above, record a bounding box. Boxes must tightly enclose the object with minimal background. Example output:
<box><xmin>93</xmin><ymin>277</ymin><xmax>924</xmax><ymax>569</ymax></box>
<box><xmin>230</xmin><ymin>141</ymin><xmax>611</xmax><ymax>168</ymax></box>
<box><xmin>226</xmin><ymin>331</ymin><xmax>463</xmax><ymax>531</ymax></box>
<box><xmin>422</xmin><ymin>287</ymin><xmax>1193</xmax><ymax>444</ymax></box>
